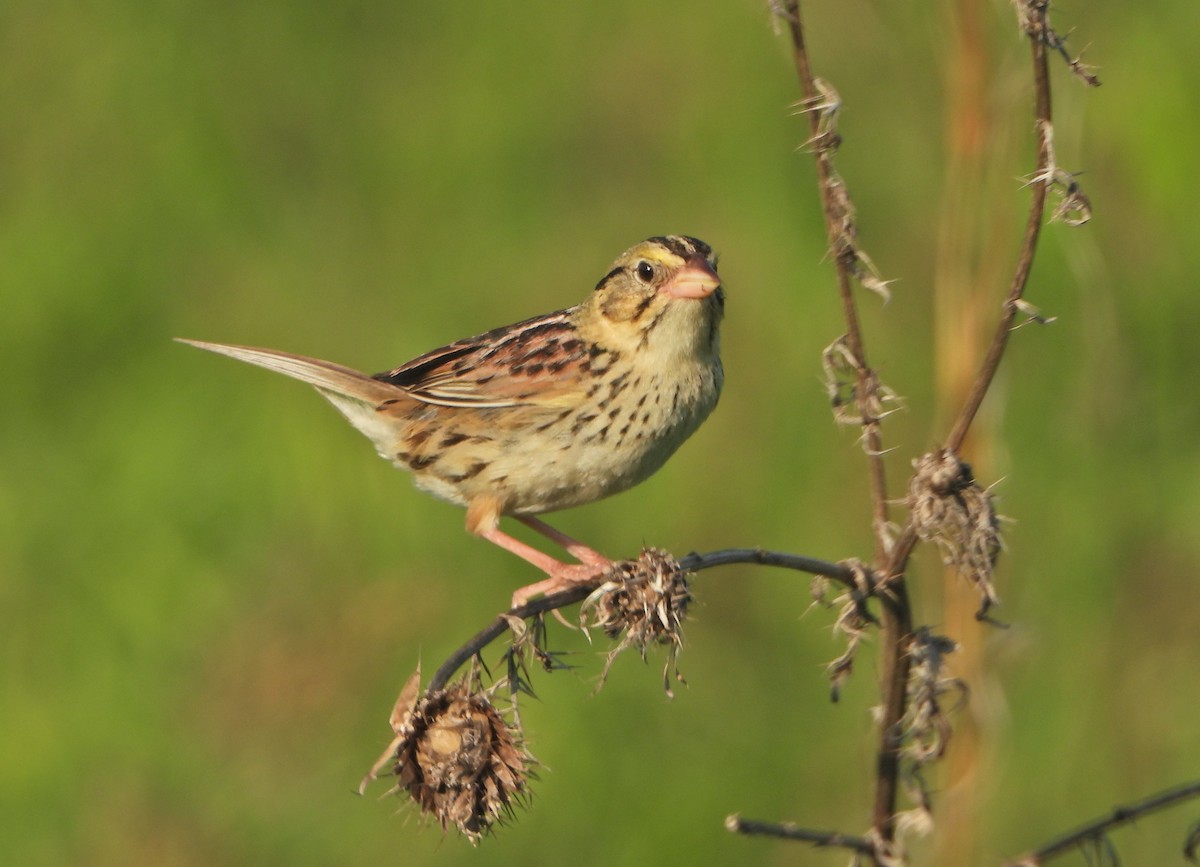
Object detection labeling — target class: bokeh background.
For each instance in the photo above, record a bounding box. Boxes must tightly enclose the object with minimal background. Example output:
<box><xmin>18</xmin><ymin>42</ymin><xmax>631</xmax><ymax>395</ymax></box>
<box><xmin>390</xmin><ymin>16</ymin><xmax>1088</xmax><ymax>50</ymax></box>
<box><xmin>3</xmin><ymin>1</ymin><xmax>1198</xmax><ymax>864</ymax></box>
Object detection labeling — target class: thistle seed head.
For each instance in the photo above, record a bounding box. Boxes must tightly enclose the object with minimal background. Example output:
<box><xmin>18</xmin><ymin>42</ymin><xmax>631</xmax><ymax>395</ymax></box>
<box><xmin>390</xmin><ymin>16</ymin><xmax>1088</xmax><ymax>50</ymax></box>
<box><xmin>580</xmin><ymin>547</ymin><xmax>692</xmax><ymax>695</ymax></box>
<box><xmin>371</xmin><ymin>670</ymin><xmax>530</xmax><ymax>843</ymax></box>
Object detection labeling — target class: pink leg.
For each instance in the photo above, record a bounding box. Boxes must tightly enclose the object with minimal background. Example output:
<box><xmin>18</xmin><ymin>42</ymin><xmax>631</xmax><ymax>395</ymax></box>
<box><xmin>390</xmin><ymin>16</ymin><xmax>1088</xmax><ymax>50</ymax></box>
<box><xmin>475</xmin><ymin>523</ymin><xmax>611</xmax><ymax>608</ymax></box>
<box><xmin>515</xmin><ymin>515</ymin><xmax>611</xmax><ymax>566</ymax></box>
<box><xmin>509</xmin><ymin>575</ymin><xmax>579</xmax><ymax>609</ymax></box>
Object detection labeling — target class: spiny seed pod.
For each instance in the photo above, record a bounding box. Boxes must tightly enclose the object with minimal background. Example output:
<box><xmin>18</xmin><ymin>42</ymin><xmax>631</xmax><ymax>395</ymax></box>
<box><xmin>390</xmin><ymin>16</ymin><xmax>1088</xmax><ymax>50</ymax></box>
<box><xmin>583</xmin><ymin>548</ymin><xmax>691</xmax><ymax>642</ymax></box>
<box><xmin>581</xmin><ymin>547</ymin><xmax>692</xmax><ymax>695</ymax></box>
<box><xmin>366</xmin><ymin>670</ymin><xmax>530</xmax><ymax>843</ymax></box>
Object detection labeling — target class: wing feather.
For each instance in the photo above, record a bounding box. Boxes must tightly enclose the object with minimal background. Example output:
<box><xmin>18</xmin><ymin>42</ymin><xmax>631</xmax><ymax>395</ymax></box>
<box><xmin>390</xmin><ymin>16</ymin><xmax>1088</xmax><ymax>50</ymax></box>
<box><xmin>372</xmin><ymin>309</ymin><xmax>590</xmax><ymax>409</ymax></box>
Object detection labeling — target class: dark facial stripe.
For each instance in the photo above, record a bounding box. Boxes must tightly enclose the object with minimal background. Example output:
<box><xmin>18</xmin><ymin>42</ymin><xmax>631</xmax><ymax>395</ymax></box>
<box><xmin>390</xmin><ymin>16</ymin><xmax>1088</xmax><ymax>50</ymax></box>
<box><xmin>629</xmin><ymin>293</ymin><xmax>657</xmax><ymax>322</ymax></box>
<box><xmin>638</xmin><ymin>305</ymin><xmax>670</xmax><ymax>348</ymax></box>
<box><xmin>594</xmin><ymin>266</ymin><xmax>624</xmax><ymax>291</ymax></box>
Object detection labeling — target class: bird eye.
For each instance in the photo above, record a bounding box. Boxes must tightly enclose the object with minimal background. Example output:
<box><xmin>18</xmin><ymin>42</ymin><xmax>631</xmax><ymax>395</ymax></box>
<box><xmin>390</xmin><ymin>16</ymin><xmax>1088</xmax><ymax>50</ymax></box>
<box><xmin>635</xmin><ymin>261</ymin><xmax>655</xmax><ymax>283</ymax></box>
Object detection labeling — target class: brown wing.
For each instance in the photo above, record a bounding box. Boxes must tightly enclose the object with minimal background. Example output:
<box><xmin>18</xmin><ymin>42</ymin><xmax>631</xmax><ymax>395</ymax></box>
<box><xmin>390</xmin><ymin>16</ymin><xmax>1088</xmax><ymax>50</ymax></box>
<box><xmin>373</xmin><ymin>309</ymin><xmax>595</xmax><ymax>409</ymax></box>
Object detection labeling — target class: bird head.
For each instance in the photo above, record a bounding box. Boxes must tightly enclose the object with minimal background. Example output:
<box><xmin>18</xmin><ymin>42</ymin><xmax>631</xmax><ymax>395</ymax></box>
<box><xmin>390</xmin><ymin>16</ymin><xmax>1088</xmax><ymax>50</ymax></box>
<box><xmin>583</xmin><ymin>235</ymin><xmax>724</xmax><ymax>360</ymax></box>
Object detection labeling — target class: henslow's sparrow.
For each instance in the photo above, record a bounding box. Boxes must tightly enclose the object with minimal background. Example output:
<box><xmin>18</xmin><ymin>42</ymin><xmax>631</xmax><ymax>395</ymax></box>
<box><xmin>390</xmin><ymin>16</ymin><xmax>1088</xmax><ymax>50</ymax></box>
<box><xmin>180</xmin><ymin>235</ymin><xmax>724</xmax><ymax>606</ymax></box>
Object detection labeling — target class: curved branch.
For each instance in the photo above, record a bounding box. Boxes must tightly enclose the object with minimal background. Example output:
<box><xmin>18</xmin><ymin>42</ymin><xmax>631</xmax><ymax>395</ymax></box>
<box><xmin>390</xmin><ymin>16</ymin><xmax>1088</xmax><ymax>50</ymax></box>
<box><xmin>679</xmin><ymin>547</ymin><xmax>855</xmax><ymax>584</ymax></box>
<box><xmin>1003</xmin><ymin>779</ymin><xmax>1200</xmax><ymax>866</ymax></box>
<box><xmin>428</xmin><ymin>585</ymin><xmax>593</xmax><ymax>691</ymax></box>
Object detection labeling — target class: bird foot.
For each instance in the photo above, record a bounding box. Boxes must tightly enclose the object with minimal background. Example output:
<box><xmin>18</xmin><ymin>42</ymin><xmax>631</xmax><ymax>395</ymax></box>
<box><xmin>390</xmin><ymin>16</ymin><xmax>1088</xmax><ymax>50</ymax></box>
<box><xmin>510</xmin><ymin>560</ymin><xmax>614</xmax><ymax>609</ymax></box>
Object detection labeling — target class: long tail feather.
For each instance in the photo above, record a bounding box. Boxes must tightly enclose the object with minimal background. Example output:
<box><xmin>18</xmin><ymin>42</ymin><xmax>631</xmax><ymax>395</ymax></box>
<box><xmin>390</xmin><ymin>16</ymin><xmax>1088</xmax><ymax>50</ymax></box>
<box><xmin>176</xmin><ymin>338</ymin><xmax>400</xmax><ymax>404</ymax></box>
<box><xmin>177</xmin><ymin>338</ymin><xmax>411</xmax><ymax>457</ymax></box>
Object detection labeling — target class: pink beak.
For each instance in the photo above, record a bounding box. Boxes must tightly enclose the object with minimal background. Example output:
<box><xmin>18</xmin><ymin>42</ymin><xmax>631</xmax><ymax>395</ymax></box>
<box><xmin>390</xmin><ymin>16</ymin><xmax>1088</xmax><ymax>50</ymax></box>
<box><xmin>662</xmin><ymin>260</ymin><xmax>721</xmax><ymax>299</ymax></box>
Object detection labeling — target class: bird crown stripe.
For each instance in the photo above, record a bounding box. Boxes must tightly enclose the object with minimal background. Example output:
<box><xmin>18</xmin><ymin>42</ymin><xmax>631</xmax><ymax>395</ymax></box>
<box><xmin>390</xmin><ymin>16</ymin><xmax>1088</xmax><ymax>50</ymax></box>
<box><xmin>647</xmin><ymin>235</ymin><xmax>707</xmax><ymax>260</ymax></box>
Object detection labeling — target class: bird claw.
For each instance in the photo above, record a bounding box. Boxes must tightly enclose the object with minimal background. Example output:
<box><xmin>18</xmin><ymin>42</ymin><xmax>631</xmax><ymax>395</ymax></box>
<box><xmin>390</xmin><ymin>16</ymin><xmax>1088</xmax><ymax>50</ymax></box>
<box><xmin>509</xmin><ymin>561</ymin><xmax>614</xmax><ymax>609</ymax></box>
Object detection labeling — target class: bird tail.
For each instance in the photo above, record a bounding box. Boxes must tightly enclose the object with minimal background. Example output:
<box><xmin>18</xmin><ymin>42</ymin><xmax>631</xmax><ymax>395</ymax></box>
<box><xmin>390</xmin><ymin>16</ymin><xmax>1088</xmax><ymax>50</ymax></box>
<box><xmin>177</xmin><ymin>338</ymin><xmax>410</xmax><ymax>458</ymax></box>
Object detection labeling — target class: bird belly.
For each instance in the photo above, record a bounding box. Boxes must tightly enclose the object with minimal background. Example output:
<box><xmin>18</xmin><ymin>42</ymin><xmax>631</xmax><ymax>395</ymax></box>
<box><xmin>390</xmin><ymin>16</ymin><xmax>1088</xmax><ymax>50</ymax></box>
<box><xmin>391</xmin><ymin>359</ymin><xmax>721</xmax><ymax>516</ymax></box>
<box><xmin>475</xmin><ymin>364</ymin><xmax>720</xmax><ymax>514</ymax></box>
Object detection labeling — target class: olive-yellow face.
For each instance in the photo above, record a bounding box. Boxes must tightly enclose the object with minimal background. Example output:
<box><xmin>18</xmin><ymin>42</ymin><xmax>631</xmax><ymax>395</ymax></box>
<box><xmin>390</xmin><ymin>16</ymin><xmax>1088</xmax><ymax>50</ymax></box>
<box><xmin>587</xmin><ymin>236</ymin><xmax>724</xmax><ymax>358</ymax></box>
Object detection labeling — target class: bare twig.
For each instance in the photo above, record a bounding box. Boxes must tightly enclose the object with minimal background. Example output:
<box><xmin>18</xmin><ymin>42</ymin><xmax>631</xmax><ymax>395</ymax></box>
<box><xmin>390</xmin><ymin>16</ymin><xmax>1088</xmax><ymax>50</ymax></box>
<box><xmin>726</xmin><ymin>813</ymin><xmax>875</xmax><ymax>856</ymax></box>
<box><xmin>678</xmin><ymin>547</ymin><xmax>859</xmax><ymax>585</ymax></box>
<box><xmin>870</xmin><ymin>582</ymin><xmax>914</xmax><ymax>845</ymax></box>
<box><xmin>1003</xmin><ymin>779</ymin><xmax>1200</xmax><ymax>866</ymax></box>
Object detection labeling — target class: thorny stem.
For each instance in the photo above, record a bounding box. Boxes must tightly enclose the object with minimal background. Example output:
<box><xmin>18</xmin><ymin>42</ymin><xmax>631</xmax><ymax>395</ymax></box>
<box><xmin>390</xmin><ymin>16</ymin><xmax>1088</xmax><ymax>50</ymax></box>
<box><xmin>944</xmin><ymin>7</ymin><xmax>1053</xmax><ymax>453</ymax></box>
<box><xmin>886</xmin><ymin>2</ymin><xmax>1057</xmax><ymax>605</ymax></box>
<box><xmin>865</xmin><ymin>7</ymin><xmax>1057</xmax><ymax>846</ymax></box>
<box><xmin>427</xmin><ymin>548</ymin><xmax>856</xmax><ymax>692</ymax></box>
<box><xmin>871</xmin><ymin>588</ymin><xmax>913</xmax><ymax>846</ymax></box>
<box><xmin>873</xmin><ymin>3</ymin><xmax>1058</xmax><ymax>848</ymax></box>
<box><xmin>781</xmin><ymin>0</ymin><xmax>890</xmax><ymax>558</ymax></box>
<box><xmin>726</xmin><ymin>814</ymin><xmax>874</xmax><ymax>855</ymax></box>
<box><xmin>1003</xmin><ymin>779</ymin><xmax>1200</xmax><ymax>866</ymax></box>
<box><xmin>781</xmin><ymin>0</ymin><xmax>910</xmax><ymax>848</ymax></box>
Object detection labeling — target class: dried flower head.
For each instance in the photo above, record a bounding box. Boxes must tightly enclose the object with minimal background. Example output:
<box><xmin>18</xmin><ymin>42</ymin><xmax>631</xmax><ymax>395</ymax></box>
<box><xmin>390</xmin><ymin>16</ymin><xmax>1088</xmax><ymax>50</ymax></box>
<box><xmin>363</xmin><ymin>668</ymin><xmax>531</xmax><ymax>843</ymax></box>
<box><xmin>908</xmin><ymin>449</ymin><xmax>1003</xmax><ymax>617</ymax></box>
<box><xmin>579</xmin><ymin>547</ymin><xmax>692</xmax><ymax>696</ymax></box>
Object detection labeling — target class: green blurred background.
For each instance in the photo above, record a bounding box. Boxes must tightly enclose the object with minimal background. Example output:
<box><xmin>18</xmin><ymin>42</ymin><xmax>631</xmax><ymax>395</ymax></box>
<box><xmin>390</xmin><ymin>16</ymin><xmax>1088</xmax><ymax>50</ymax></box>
<box><xmin>3</xmin><ymin>1</ymin><xmax>1197</xmax><ymax>864</ymax></box>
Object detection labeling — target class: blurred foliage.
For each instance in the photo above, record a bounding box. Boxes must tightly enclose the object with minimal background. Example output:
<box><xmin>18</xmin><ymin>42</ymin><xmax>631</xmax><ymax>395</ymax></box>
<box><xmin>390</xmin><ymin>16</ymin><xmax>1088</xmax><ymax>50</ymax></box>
<box><xmin>2</xmin><ymin>1</ymin><xmax>1198</xmax><ymax>865</ymax></box>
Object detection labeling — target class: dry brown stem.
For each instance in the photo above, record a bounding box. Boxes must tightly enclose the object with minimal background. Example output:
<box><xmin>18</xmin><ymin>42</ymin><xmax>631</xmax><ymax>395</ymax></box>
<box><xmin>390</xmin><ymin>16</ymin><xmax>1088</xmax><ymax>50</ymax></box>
<box><xmin>726</xmin><ymin>813</ymin><xmax>874</xmax><ymax>856</ymax></box>
<box><xmin>1003</xmin><ymin>779</ymin><xmax>1200</xmax><ymax>866</ymax></box>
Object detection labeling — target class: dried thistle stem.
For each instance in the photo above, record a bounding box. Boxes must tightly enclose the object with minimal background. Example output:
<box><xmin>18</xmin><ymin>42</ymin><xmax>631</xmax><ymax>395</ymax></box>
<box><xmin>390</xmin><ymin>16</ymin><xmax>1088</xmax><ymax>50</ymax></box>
<box><xmin>1003</xmin><ymin>779</ymin><xmax>1200</xmax><ymax>866</ymax></box>
<box><xmin>944</xmin><ymin>2</ymin><xmax>1054</xmax><ymax>455</ymax></box>
<box><xmin>781</xmin><ymin>0</ymin><xmax>890</xmax><ymax>556</ymax></box>
<box><xmin>884</xmin><ymin>0</ymin><xmax>1059</xmax><ymax>717</ymax></box>
<box><xmin>726</xmin><ymin>813</ymin><xmax>874</xmax><ymax>856</ymax></box>
<box><xmin>780</xmin><ymin>1</ymin><xmax>915</xmax><ymax>848</ymax></box>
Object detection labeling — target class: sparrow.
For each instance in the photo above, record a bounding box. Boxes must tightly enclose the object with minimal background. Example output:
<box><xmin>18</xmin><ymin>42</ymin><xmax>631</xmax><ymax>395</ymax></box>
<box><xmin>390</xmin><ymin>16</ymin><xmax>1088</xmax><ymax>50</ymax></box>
<box><xmin>180</xmin><ymin>235</ymin><xmax>724</xmax><ymax>607</ymax></box>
